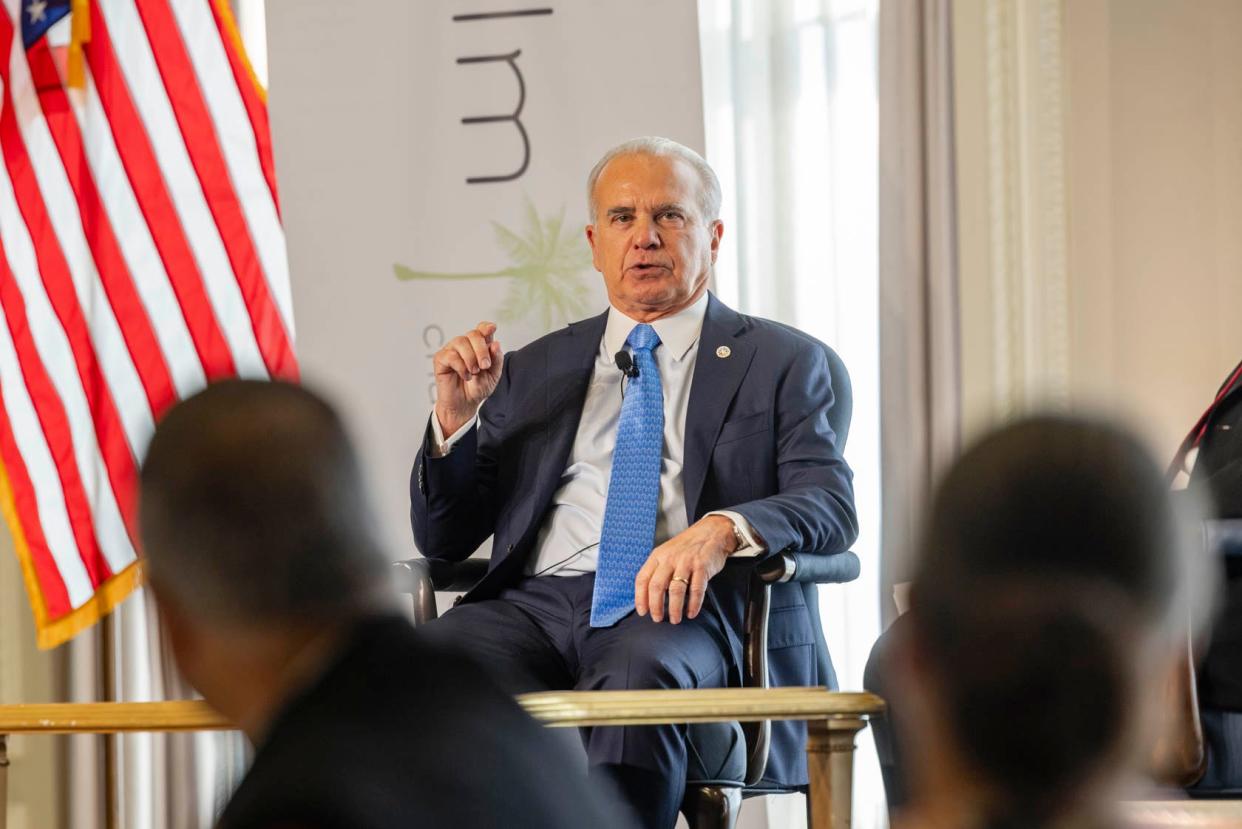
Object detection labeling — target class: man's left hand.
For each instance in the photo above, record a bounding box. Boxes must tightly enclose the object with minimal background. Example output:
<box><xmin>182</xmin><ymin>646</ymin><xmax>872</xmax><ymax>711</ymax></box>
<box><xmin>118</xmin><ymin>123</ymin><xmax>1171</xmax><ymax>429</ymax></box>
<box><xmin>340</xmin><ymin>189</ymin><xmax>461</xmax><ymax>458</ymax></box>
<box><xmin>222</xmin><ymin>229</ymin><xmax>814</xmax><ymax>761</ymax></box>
<box><xmin>635</xmin><ymin>515</ymin><xmax>738</xmax><ymax>624</ymax></box>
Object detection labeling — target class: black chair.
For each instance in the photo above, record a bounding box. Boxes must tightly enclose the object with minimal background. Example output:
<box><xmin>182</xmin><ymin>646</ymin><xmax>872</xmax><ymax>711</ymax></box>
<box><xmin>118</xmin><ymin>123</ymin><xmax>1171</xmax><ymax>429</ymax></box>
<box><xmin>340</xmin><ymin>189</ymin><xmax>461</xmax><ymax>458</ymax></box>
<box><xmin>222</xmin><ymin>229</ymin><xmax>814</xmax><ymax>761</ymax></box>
<box><xmin>1187</xmin><ymin>520</ymin><xmax>1242</xmax><ymax>796</ymax></box>
<box><xmin>395</xmin><ymin>341</ymin><xmax>860</xmax><ymax>829</ymax></box>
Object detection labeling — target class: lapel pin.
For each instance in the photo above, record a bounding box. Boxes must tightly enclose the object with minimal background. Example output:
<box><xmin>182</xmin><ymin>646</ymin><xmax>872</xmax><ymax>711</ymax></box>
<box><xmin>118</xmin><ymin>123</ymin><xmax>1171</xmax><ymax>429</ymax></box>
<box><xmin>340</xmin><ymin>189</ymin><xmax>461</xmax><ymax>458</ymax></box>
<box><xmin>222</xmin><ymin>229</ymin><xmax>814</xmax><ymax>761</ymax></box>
<box><xmin>716</xmin><ymin>346</ymin><xmax>731</xmax><ymax>359</ymax></box>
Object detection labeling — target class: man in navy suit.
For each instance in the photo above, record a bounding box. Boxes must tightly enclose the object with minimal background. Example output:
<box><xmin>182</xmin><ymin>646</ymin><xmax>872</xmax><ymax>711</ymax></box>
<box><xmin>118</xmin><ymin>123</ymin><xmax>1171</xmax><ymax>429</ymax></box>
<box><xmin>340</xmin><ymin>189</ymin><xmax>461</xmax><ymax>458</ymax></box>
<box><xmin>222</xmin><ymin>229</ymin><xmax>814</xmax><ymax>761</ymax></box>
<box><xmin>410</xmin><ymin>137</ymin><xmax>857</xmax><ymax>828</ymax></box>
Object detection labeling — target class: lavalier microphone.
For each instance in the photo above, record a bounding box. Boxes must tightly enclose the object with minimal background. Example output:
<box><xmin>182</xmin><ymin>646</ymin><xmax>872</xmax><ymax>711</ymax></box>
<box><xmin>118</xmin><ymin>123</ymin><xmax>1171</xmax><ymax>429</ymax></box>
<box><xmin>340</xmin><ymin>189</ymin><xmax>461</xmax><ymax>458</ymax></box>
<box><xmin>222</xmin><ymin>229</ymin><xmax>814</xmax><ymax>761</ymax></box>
<box><xmin>614</xmin><ymin>351</ymin><xmax>639</xmax><ymax>379</ymax></box>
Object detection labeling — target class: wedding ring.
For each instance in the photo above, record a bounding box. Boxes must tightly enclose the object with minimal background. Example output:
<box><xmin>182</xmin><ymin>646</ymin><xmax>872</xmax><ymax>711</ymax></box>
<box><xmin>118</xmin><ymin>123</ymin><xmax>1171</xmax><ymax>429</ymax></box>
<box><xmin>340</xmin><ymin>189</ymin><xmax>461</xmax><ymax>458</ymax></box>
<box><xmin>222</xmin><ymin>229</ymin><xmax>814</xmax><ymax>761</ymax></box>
<box><xmin>671</xmin><ymin>576</ymin><xmax>691</xmax><ymax>587</ymax></box>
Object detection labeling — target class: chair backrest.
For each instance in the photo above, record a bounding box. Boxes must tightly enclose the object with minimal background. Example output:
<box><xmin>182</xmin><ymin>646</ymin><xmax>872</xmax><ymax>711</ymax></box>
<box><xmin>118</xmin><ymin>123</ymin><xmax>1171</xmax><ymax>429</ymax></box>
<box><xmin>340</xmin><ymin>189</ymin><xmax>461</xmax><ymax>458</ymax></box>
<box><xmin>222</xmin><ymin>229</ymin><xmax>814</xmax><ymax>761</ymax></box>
<box><xmin>803</xmin><ymin>339</ymin><xmax>852</xmax><ymax>688</ymax></box>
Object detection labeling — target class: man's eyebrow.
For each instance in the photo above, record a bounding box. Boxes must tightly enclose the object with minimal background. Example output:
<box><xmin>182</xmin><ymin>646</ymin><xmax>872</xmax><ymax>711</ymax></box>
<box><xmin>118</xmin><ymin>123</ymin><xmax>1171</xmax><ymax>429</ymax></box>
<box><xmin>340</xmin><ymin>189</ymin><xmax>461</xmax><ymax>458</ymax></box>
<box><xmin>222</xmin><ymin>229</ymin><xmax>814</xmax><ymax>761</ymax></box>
<box><xmin>605</xmin><ymin>203</ymin><xmax>688</xmax><ymax>217</ymax></box>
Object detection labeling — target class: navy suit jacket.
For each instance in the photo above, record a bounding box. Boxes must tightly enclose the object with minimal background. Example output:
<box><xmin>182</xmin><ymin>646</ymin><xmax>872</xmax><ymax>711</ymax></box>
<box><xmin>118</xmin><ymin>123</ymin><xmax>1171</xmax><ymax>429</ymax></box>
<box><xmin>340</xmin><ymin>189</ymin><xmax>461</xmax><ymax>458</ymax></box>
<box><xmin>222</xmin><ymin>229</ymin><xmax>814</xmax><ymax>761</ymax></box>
<box><xmin>410</xmin><ymin>293</ymin><xmax>858</xmax><ymax>786</ymax></box>
<box><xmin>219</xmin><ymin>617</ymin><xmax>630</xmax><ymax>829</ymax></box>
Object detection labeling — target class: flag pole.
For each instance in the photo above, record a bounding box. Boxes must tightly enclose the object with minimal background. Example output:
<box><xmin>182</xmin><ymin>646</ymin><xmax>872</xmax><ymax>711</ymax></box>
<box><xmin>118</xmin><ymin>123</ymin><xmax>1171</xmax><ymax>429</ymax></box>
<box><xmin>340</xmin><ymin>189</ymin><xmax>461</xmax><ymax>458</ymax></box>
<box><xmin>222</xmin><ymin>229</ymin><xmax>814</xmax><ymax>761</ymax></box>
<box><xmin>101</xmin><ymin>614</ymin><xmax>116</xmax><ymax>829</ymax></box>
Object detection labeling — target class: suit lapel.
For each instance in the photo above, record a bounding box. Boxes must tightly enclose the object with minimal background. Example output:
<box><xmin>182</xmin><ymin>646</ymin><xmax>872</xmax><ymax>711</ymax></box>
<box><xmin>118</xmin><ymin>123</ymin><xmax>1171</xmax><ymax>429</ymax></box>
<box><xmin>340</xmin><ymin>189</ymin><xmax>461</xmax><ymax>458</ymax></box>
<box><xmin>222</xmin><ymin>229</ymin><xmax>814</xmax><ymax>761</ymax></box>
<box><xmin>683</xmin><ymin>295</ymin><xmax>754</xmax><ymax>523</ymax></box>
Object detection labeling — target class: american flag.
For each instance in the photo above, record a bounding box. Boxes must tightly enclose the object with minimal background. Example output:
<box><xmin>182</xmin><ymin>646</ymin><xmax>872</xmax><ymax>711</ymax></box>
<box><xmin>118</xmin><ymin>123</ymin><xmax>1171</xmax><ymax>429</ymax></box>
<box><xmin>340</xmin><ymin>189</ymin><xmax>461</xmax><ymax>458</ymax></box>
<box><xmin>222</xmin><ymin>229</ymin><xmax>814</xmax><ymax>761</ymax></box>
<box><xmin>2</xmin><ymin>0</ymin><xmax>296</xmax><ymax>648</ymax></box>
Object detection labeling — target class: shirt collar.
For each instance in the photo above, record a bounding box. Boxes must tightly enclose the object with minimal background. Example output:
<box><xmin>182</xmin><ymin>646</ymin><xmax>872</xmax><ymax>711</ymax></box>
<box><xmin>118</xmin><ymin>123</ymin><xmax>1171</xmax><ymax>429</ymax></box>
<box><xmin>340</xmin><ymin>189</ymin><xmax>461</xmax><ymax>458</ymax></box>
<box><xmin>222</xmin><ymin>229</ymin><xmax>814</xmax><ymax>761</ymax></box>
<box><xmin>603</xmin><ymin>291</ymin><xmax>709</xmax><ymax>363</ymax></box>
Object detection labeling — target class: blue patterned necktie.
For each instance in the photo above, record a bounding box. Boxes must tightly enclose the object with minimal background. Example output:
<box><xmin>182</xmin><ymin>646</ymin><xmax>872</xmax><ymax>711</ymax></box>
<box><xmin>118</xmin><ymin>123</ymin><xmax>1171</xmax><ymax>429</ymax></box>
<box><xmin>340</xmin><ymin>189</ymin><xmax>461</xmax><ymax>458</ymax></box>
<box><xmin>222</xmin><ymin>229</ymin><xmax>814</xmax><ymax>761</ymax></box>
<box><xmin>591</xmin><ymin>323</ymin><xmax>663</xmax><ymax>627</ymax></box>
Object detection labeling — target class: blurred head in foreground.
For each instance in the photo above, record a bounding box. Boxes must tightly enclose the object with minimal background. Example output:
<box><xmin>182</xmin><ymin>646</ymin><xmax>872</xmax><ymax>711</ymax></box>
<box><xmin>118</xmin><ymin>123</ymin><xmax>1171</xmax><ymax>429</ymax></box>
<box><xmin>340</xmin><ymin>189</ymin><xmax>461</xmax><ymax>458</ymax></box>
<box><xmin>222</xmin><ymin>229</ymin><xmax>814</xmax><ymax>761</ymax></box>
<box><xmin>139</xmin><ymin>379</ymin><xmax>392</xmax><ymax>739</ymax></box>
<box><xmin>140</xmin><ymin>381</ymin><xmax>636</xmax><ymax>829</ymax></box>
<box><xmin>898</xmin><ymin>415</ymin><xmax>1212</xmax><ymax>829</ymax></box>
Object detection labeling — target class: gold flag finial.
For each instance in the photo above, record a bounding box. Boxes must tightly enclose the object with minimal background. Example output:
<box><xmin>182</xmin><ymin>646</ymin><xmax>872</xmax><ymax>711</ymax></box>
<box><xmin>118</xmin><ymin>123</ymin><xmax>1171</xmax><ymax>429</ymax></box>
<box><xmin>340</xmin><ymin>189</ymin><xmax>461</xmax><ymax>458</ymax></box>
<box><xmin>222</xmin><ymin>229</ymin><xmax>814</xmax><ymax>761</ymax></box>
<box><xmin>66</xmin><ymin>0</ymin><xmax>91</xmax><ymax>89</ymax></box>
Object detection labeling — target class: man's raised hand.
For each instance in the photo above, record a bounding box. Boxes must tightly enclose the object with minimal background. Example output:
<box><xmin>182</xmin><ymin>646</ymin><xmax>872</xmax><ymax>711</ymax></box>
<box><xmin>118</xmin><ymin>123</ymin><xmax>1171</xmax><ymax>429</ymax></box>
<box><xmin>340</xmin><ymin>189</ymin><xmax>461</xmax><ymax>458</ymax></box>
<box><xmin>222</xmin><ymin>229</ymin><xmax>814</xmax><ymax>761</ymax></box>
<box><xmin>433</xmin><ymin>321</ymin><xmax>504</xmax><ymax>436</ymax></box>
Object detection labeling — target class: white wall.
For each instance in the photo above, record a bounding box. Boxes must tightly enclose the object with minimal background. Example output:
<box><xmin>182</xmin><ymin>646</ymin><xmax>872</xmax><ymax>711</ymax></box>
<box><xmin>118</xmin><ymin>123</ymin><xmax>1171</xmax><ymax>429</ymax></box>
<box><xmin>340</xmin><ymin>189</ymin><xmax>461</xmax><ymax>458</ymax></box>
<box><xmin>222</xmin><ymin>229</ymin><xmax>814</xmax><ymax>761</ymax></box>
<box><xmin>1064</xmin><ymin>0</ymin><xmax>1242</xmax><ymax>448</ymax></box>
<box><xmin>954</xmin><ymin>0</ymin><xmax>1242</xmax><ymax>456</ymax></box>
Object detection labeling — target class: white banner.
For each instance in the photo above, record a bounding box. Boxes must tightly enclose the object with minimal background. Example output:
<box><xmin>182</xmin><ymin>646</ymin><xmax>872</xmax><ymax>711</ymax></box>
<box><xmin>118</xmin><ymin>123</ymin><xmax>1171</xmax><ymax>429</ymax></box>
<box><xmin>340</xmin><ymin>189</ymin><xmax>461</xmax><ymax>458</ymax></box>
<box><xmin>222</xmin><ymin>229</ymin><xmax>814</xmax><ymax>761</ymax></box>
<box><xmin>267</xmin><ymin>1</ymin><xmax>705</xmax><ymax>556</ymax></box>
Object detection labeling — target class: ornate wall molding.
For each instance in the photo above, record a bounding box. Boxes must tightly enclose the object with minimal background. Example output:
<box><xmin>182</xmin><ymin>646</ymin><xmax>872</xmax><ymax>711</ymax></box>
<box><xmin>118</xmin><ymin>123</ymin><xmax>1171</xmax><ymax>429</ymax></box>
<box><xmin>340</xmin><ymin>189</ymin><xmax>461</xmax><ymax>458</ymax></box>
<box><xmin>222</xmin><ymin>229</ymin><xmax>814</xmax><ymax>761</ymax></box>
<box><xmin>1035</xmin><ymin>0</ymin><xmax>1070</xmax><ymax>404</ymax></box>
<box><xmin>983</xmin><ymin>0</ymin><xmax>1070</xmax><ymax>415</ymax></box>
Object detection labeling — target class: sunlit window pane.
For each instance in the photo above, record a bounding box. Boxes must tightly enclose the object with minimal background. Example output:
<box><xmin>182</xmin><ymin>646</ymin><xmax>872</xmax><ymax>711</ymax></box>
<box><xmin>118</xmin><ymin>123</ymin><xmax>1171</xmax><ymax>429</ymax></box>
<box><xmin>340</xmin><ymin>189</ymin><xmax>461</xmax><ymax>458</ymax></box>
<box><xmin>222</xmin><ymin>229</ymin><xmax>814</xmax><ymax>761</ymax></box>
<box><xmin>699</xmin><ymin>0</ymin><xmax>883</xmax><ymax>825</ymax></box>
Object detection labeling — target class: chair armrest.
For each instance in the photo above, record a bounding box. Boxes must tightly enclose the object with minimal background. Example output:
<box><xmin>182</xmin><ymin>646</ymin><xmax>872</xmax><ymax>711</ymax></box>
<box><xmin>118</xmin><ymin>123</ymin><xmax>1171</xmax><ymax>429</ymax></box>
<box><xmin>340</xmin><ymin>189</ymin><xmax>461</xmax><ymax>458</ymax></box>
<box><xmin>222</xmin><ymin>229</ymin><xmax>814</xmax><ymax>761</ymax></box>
<box><xmin>391</xmin><ymin>560</ymin><xmax>436</xmax><ymax>625</ymax></box>
<box><xmin>392</xmin><ymin>557</ymin><xmax>491</xmax><ymax>624</ymax></box>
<box><xmin>736</xmin><ymin>550</ymin><xmax>860</xmax><ymax>786</ymax></box>
<box><xmin>422</xmin><ymin>557</ymin><xmax>491</xmax><ymax>590</ymax></box>
<box><xmin>755</xmin><ymin>550</ymin><xmax>861</xmax><ymax>585</ymax></box>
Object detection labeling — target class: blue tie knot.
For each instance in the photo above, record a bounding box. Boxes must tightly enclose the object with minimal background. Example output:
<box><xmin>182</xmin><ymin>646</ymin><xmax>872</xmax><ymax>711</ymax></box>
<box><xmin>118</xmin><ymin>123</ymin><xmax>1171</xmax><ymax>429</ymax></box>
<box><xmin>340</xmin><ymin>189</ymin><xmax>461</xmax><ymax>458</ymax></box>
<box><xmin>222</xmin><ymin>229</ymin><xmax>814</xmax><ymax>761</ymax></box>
<box><xmin>626</xmin><ymin>323</ymin><xmax>660</xmax><ymax>353</ymax></box>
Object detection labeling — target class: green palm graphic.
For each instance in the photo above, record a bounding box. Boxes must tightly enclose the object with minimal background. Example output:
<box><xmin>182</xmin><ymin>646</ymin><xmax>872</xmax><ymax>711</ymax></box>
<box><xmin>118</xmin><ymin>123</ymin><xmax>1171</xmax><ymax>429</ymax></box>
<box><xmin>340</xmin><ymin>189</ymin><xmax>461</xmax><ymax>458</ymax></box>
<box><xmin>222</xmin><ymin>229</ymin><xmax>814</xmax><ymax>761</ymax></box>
<box><xmin>394</xmin><ymin>200</ymin><xmax>594</xmax><ymax>330</ymax></box>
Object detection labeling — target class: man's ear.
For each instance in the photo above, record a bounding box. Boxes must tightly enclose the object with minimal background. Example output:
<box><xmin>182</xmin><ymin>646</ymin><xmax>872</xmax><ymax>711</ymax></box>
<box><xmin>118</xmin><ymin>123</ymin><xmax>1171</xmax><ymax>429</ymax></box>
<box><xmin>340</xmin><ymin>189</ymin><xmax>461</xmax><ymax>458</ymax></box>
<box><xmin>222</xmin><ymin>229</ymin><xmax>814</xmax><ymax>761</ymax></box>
<box><xmin>585</xmin><ymin>224</ymin><xmax>603</xmax><ymax>273</ymax></box>
<box><xmin>709</xmin><ymin>220</ymin><xmax>724</xmax><ymax>264</ymax></box>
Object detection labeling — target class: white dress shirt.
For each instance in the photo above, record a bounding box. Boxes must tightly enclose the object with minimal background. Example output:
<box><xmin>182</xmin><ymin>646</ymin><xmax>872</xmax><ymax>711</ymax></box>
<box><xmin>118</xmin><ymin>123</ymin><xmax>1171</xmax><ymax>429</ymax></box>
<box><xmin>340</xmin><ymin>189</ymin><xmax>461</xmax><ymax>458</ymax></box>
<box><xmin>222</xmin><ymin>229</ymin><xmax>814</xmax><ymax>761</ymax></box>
<box><xmin>431</xmin><ymin>292</ymin><xmax>762</xmax><ymax>576</ymax></box>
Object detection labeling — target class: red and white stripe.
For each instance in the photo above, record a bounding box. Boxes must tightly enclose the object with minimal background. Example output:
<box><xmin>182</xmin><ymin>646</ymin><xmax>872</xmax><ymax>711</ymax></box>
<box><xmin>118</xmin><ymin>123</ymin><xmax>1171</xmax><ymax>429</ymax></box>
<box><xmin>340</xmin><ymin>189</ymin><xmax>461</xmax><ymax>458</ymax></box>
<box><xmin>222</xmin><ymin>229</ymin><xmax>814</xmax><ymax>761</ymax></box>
<box><xmin>0</xmin><ymin>0</ymin><xmax>297</xmax><ymax>646</ymax></box>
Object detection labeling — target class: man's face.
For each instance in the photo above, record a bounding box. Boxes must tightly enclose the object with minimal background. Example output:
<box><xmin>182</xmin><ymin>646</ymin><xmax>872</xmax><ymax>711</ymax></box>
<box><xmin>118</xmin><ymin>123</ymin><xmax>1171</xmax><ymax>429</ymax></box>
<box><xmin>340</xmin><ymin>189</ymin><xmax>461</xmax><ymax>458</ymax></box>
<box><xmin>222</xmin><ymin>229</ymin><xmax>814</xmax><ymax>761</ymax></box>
<box><xmin>586</xmin><ymin>153</ymin><xmax>723</xmax><ymax>320</ymax></box>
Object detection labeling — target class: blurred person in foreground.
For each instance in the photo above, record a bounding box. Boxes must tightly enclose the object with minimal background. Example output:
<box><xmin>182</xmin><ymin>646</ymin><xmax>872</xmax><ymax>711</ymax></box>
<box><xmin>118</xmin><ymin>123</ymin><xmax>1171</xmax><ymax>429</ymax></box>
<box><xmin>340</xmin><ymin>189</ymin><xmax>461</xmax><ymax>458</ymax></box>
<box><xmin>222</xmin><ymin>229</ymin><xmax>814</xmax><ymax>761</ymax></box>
<box><xmin>139</xmin><ymin>380</ymin><xmax>631</xmax><ymax>829</ymax></box>
<box><xmin>889</xmin><ymin>416</ymin><xmax>1214</xmax><ymax>829</ymax></box>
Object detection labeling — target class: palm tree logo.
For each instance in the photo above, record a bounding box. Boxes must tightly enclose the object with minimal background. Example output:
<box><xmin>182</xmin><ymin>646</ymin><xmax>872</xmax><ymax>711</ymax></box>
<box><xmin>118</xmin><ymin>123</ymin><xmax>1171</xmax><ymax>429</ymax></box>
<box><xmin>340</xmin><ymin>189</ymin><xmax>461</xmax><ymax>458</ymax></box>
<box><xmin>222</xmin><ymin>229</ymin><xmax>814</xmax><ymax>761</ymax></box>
<box><xmin>394</xmin><ymin>199</ymin><xmax>594</xmax><ymax>330</ymax></box>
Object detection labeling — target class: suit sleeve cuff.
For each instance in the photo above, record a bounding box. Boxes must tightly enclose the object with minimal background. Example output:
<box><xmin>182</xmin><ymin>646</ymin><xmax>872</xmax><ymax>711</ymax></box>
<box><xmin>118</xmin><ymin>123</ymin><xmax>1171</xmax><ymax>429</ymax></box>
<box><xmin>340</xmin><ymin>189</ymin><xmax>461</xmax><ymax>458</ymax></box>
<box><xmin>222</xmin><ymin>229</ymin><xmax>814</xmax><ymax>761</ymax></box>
<box><xmin>707</xmin><ymin>510</ymin><xmax>766</xmax><ymax>558</ymax></box>
<box><xmin>428</xmin><ymin>413</ymin><xmax>478</xmax><ymax>458</ymax></box>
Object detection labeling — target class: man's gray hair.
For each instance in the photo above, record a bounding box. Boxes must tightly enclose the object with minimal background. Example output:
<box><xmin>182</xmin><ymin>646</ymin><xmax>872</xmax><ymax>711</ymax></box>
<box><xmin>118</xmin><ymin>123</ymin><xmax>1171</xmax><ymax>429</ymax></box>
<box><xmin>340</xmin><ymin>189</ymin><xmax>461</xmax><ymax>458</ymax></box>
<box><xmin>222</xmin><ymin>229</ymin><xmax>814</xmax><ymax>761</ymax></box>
<box><xmin>586</xmin><ymin>136</ymin><xmax>722</xmax><ymax>223</ymax></box>
<box><xmin>139</xmin><ymin>380</ymin><xmax>391</xmax><ymax>626</ymax></box>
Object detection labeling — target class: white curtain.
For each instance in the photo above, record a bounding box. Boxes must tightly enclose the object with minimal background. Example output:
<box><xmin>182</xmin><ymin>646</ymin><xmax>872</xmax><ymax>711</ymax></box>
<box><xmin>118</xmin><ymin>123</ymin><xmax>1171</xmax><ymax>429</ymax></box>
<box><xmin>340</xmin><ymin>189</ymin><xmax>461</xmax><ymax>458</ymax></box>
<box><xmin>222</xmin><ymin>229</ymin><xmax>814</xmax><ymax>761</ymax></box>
<box><xmin>698</xmin><ymin>1</ymin><xmax>884</xmax><ymax>827</ymax></box>
<box><xmin>65</xmin><ymin>588</ymin><xmax>247</xmax><ymax>829</ymax></box>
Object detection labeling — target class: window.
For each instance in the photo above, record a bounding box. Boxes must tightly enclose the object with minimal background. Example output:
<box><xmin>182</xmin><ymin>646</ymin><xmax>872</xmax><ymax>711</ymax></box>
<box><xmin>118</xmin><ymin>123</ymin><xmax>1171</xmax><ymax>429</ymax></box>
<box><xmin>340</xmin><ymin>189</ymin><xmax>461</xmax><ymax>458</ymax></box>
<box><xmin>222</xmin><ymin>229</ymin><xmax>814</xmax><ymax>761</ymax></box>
<box><xmin>699</xmin><ymin>1</ymin><xmax>883</xmax><ymax>825</ymax></box>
